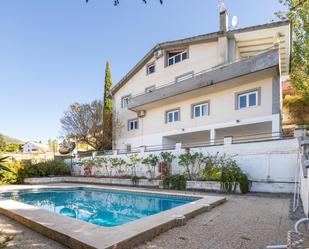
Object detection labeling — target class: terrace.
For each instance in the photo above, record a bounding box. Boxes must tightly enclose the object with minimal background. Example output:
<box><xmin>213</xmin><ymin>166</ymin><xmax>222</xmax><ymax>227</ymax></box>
<box><xmin>0</xmin><ymin>184</ymin><xmax>296</xmax><ymax>249</ymax></box>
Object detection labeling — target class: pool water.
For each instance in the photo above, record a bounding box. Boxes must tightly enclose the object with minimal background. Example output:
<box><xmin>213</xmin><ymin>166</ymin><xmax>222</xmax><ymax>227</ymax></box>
<box><xmin>1</xmin><ymin>188</ymin><xmax>196</xmax><ymax>227</ymax></box>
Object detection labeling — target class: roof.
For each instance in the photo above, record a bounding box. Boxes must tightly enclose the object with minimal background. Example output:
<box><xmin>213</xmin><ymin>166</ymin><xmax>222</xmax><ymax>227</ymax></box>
<box><xmin>111</xmin><ymin>20</ymin><xmax>290</xmax><ymax>95</ymax></box>
<box><xmin>23</xmin><ymin>141</ymin><xmax>49</xmax><ymax>149</ymax></box>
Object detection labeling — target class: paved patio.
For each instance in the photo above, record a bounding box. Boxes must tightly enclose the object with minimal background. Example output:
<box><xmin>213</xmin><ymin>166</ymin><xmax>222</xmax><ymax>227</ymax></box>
<box><xmin>0</xmin><ymin>214</ymin><xmax>65</xmax><ymax>249</ymax></box>
<box><xmin>138</xmin><ymin>194</ymin><xmax>294</xmax><ymax>249</ymax></box>
<box><xmin>0</xmin><ymin>187</ymin><xmax>294</xmax><ymax>249</ymax></box>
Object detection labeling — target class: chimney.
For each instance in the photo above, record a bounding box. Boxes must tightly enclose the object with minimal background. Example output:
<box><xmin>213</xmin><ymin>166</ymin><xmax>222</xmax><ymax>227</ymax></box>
<box><xmin>219</xmin><ymin>10</ymin><xmax>228</xmax><ymax>32</ymax></box>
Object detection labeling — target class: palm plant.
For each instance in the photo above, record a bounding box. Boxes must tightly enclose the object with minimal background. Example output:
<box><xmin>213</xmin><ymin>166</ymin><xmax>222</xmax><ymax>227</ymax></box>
<box><xmin>0</xmin><ymin>156</ymin><xmax>12</xmax><ymax>176</ymax></box>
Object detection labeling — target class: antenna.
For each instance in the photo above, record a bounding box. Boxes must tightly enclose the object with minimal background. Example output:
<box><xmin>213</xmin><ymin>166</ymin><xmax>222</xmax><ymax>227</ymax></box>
<box><xmin>231</xmin><ymin>16</ymin><xmax>238</xmax><ymax>28</ymax></box>
<box><xmin>218</xmin><ymin>0</ymin><xmax>226</xmax><ymax>12</ymax></box>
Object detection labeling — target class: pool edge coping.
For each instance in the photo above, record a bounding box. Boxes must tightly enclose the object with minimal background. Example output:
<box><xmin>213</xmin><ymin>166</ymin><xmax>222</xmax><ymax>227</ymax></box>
<box><xmin>0</xmin><ymin>184</ymin><xmax>226</xmax><ymax>249</ymax></box>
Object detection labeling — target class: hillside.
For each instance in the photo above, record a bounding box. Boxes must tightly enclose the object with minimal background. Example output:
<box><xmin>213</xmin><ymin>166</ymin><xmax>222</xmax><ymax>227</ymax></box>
<box><xmin>0</xmin><ymin>134</ymin><xmax>24</xmax><ymax>144</ymax></box>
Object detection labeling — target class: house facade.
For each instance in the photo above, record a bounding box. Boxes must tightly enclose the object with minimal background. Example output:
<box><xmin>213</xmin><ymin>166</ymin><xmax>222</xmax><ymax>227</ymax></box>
<box><xmin>23</xmin><ymin>142</ymin><xmax>49</xmax><ymax>153</ymax></box>
<box><xmin>111</xmin><ymin>11</ymin><xmax>291</xmax><ymax>150</ymax></box>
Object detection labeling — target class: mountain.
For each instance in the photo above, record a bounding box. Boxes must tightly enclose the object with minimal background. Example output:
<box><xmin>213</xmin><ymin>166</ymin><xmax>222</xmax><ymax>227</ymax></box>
<box><xmin>0</xmin><ymin>134</ymin><xmax>24</xmax><ymax>144</ymax></box>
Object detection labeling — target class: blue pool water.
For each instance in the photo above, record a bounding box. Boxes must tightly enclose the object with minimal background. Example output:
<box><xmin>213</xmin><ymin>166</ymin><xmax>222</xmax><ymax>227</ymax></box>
<box><xmin>1</xmin><ymin>188</ymin><xmax>197</xmax><ymax>227</ymax></box>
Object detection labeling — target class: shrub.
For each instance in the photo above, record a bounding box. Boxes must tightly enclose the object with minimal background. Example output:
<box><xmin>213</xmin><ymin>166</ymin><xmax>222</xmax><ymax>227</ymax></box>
<box><xmin>178</xmin><ymin>151</ymin><xmax>203</xmax><ymax>180</ymax></box>
<box><xmin>159</xmin><ymin>152</ymin><xmax>176</xmax><ymax>177</ymax></box>
<box><xmin>128</xmin><ymin>154</ymin><xmax>141</xmax><ymax>176</ymax></box>
<box><xmin>199</xmin><ymin>153</ymin><xmax>250</xmax><ymax>194</ymax></box>
<box><xmin>0</xmin><ymin>161</ymin><xmax>23</xmax><ymax>184</ymax></box>
<box><xmin>131</xmin><ymin>175</ymin><xmax>141</xmax><ymax>186</ymax></box>
<box><xmin>238</xmin><ymin>173</ymin><xmax>251</xmax><ymax>194</ymax></box>
<box><xmin>19</xmin><ymin>160</ymin><xmax>70</xmax><ymax>180</ymax></box>
<box><xmin>0</xmin><ymin>159</ymin><xmax>70</xmax><ymax>184</ymax></box>
<box><xmin>163</xmin><ymin>175</ymin><xmax>186</xmax><ymax>190</ymax></box>
<box><xmin>109</xmin><ymin>157</ymin><xmax>127</xmax><ymax>176</ymax></box>
<box><xmin>142</xmin><ymin>154</ymin><xmax>159</xmax><ymax>179</ymax></box>
<box><xmin>283</xmin><ymin>95</ymin><xmax>309</xmax><ymax>125</ymax></box>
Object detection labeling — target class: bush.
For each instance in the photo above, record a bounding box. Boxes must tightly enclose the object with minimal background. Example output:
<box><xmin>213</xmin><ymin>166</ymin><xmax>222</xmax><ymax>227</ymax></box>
<box><xmin>0</xmin><ymin>159</ymin><xmax>70</xmax><ymax>185</ymax></box>
<box><xmin>178</xmin><ymin>151</ymin><xmax>203</xmax><ymax>180</ymax></box>
<box><xmin>0</xmin><ymin>161</ymin><xmax>24</xmax><ymax>184</ymax></box>
<box><xmin>142</xmin><ymin>154</ymin><xmax>159</xmax><ymax>179</ymax></box>
<box><xmin>131</xmin><ymin>175</ymin><xmax>141</xmax><ymax>186</ymax></box>
<box><xmin>199</xmin><ymin>154</ymin><xmax>251</xmax><ymax>194</ymax></box>
<box><xmin>19</xmin><ymin>160</ymin><xmax>71</xmax><ymax>180</ymax></box>
<box><xmin>238</xmin><ymin>173</ymin><xmax>251</xmax><ymax>194</ymax></box>
<box><xmin>283</xmin><ymin>95</ymin><xmax>309</xmax><ymax>124</ymax></box>
<box><xmin>163</xmin><ymin>175</ymin><xmax>186</xmax><ymax>190</ymax></box>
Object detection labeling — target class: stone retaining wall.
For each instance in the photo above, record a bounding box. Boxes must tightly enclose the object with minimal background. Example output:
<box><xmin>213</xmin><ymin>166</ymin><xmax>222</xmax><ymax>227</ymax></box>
<box><xmin>24</xmin><ymin>177</ymin><xmax>225</xmax><ymax>192</ymax></box>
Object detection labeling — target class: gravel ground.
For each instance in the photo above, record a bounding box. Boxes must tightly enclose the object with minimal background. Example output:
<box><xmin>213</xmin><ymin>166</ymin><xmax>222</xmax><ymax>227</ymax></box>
<box><xmin>0</xmin><ymin>214</ymin><xmax>66</xmax><ymax>249</ymax></box>
<box><xmin>0</xmin><ymin>194</ymin><xmax>293</xmax><ymax>249</ymax></box>
<box><xmin>137</xmin><ymin>194</ymin><xmax>294</xmax><ymax>249</ymax></box>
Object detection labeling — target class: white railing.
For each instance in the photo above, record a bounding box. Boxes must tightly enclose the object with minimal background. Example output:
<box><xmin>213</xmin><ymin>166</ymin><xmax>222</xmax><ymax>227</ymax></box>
<box><xmin>65</xmin><ymin>134</ymin><xmax>299</xmax><ymax>193</ymax></box>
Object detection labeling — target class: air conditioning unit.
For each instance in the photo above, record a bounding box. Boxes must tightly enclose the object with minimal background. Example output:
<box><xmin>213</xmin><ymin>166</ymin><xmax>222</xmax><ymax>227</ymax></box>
<box><xmin>137</xmin><ymin>110</ymin><xmax>146</xmax><ymax>118</ymax></box>
<box><xmin>154</xmin><ymin>50</ymin><xmax>163</xmax><ymax>59</ymax></box>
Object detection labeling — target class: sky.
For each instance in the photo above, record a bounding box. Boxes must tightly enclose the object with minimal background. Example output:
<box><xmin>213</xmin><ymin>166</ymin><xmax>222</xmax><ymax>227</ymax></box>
<box><xmin>0</xmin><ymin>0</ymin><xmax>287</xmax><ymax>143</ymax></box>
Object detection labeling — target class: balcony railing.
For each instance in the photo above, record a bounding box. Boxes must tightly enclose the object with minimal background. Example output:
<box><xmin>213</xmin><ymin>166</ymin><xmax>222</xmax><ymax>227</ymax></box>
<box><xmin>74</xmin><ymin>131</ymin><xmax>293</xmax><ymax>158</ymax></box>
<box><xmin>127</xmin><ymin>49</ymin><xmax>279</xmax><ymax>111</ymax></box>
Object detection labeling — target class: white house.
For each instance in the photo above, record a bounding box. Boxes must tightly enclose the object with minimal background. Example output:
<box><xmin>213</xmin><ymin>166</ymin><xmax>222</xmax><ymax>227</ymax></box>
<box><xmin>111</xmin><ymin>10</ymin><xmax>291</xmax><ymax>151</ymax></box>
<box><xmin>22</xmin><ymin>142</ymin><xmax>49</xmax><ymax>153</ymax></box>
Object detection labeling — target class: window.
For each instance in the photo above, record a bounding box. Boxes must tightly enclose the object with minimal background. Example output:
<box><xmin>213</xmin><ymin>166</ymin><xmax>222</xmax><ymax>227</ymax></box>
<box><xmin>167</xmin><ymin>50</ymin><xmax>188</xmax><ymax>66</ymax></box>
<box><xmin>146</xmin><ymin>62</ymin><xmax>155</xmax><ymax>75</ymax></box>
<box><xmin>192</xmin><ymin>102</ymin><xmax>209</xmax><ymax>118</ymax></box>
<box><xmin>166</xmin><ymin>109</ymin><xmax>180</xmax><ymax>123</ymax></box>
<box><xmin>121</xmin><ymin>95</ymin><xmax>131</xmax><ymax>108</ymax></box>
<box><xmin>128</xmin><ymin>119</ymin><xmax>139</xmax><ymax>131</ymax></box>
<box><xmin>237</xmin><ymin>91</ymin><xmax>258</xmax><ymax>109</ymax></box>
<box><xmin>145</xmin><ymin>85</ymin><xmax>156</xmax><ymax>93</ymax></box>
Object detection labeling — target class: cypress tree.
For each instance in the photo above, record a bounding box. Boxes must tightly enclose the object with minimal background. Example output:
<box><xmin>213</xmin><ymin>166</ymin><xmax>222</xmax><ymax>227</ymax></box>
<box><xmin>103</xmin><ymin>61</ymin><xmax>113</xmax><ymax>150</ymax></box>
<box><xmin>103</xmin><ymin>61</ymin><xmax>113</xmax><ymax>114</ymax></box>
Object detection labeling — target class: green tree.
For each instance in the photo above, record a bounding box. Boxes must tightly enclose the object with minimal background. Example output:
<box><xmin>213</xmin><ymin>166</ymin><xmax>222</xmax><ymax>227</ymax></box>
<box><xmin>48</xmin><ymin>139</ymin><xmax>59</xmax><ymax>155</ymax></box>
<box><xmin>103</xmin><ymin>61</ymin><xmax>113</xmax><ymax>114</ymax></box>
<box><xmin>0</xmin><ymin>135</ymin><xmax>6</xmax><ymax>152</ymax></box>
<box><xmin>5</xmin><ymin>144</ymin><xmax>21</xmax><ymax>153</ymax></box>
<box><xmin>103</xmin><ymin>61</ymin><xmax>113</xmax><ymax>150</ymax></box>
<box><xmin>276</xmin><ymin>0</ymin><xmax>309</xmax><ymax>101</ymax></box>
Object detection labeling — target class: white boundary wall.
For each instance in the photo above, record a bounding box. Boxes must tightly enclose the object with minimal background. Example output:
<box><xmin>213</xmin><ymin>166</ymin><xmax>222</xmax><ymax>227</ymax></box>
<box><xmin>299</xmin><ymin>136</ymin><xmax>309</xmax><ymax>216</ymax></box>
<box><xmin>68</xmin><ymin>138</ymin><xmax>299</xmax><ymax>193</ymax></box>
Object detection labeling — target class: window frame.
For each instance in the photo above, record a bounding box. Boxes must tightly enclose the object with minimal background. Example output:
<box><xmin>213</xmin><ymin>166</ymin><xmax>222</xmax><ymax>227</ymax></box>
<box><xmin>191</xmin><ymin>101</ymin><xmax>209</xmax><ymax>118</ymax></box>
<box><xmin>128</xmin><ymin>118</ymin><xmax>139</xmax><ymax>131</ymax></box>
<box><xmin>236</xmin><ymin>89</ymin><xmax>260</xmax><ymax>110</ymax></box>
<box><xmin>166</xmin><ymin>49</ymin><xmax>188</xmax><ymax>67</ymax></box>
<box><xmin>165</xmin><ymin>108</ymin><xmax>180</xmax><ymax>123</ymax></box>
<box><xmin>121</xmin><ymin>94</ymin><xmax>131</xmax><ymax>108</ymax></box>
<box><xmin>146</xmin><ymin>62</ymin><xmax>156</xmax><ymax>75</ymax></box>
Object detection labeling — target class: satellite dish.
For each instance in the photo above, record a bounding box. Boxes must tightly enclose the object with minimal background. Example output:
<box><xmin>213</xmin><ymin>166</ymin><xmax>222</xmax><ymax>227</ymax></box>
<box><xmin>232</xmin><ymin>16</ymin><xmax>238</xmax><ymax>28</ymax></box>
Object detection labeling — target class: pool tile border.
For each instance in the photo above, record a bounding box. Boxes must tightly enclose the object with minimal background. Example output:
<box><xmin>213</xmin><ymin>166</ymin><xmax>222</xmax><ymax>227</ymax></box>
<box><xmin>0</xmin><ymin>184</ymin><xmax>226</xmax><ymax>249</ymax></box>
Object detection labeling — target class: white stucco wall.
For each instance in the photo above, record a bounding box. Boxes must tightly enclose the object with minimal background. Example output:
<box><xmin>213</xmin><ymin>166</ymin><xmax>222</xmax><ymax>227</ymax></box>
<box><xmin>70</xmin><ymin>138</ymin><xmax>298</xmax><ymax>193</ymax></box>
<box><xmin>115</xmin><ymin>76</ymin><xmax>276</xmax><ymax>149</ymax></box>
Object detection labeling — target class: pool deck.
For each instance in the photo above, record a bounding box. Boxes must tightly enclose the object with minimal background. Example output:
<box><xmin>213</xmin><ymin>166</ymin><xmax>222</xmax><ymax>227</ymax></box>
<box><xmin>0</xmin><ymin>184</ymin><xmax>226</xmax><ymax>249</ymax></box>
<box><xmin>138</xmin><ymin>193</ymin><xmax>294</xmax><ymax>249</ymax></box>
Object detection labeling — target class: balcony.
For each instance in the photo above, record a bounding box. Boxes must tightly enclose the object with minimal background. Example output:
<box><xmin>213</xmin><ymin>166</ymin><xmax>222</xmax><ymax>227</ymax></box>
<box><xmin>128</xmin><ymin>49</ymin><xmax>280</xmax><ymax>112</ymax></box>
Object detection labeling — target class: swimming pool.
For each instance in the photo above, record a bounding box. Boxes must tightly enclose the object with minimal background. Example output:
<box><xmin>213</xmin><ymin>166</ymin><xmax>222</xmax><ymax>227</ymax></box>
<box><xmin>1</xmin><ymin>188</ymin><xmax>197</xmax><ymax>227</ymax></box>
